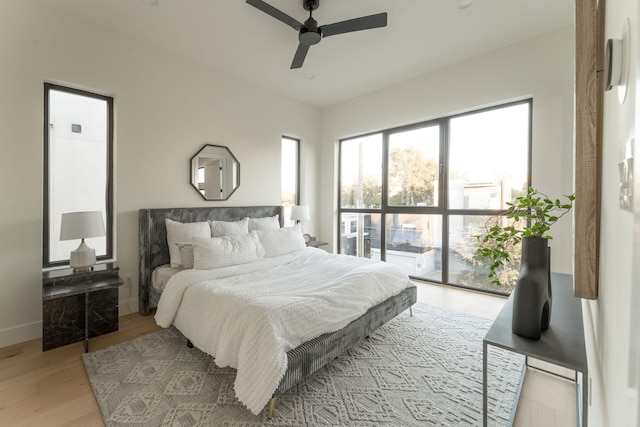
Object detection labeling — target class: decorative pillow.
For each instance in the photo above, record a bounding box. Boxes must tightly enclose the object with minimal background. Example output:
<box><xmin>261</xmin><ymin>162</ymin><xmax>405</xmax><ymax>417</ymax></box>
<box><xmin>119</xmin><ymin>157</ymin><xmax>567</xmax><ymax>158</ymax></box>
<box><xmin>255</xmin><ymin>224</ymin><xmax>305</xmax><ymax>258</ymax></box>
<box><xmin>192</xmin><ymin>233</ymin><xmax>265</xmax><ymax>269</ymax></box>
<box><xmin>165</xmin><ymin>219</ymin><xmax>211</xmax><ymax>268</ymax></box>
<box><xmin>209</xmin><ymin>217</ymin><xmax>249</xmax><ymax>237</ymax></box>
<box><xmin>248</xmin><ymin>215</ymin><xmax>280</xmax><ymax>231</ymax></box>
<box><xmin>175</xmin><ymin>242</ymin><xmax>194</xmax><ymax>269</ymax></box>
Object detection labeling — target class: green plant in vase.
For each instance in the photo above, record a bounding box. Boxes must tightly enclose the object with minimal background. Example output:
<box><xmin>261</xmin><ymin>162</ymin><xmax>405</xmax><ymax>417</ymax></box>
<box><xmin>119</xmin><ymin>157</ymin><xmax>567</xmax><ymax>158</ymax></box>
<box><xmin>477</xmin><ymin>187</ymin><xmax>575</xmax><ymax>338</ymax></box>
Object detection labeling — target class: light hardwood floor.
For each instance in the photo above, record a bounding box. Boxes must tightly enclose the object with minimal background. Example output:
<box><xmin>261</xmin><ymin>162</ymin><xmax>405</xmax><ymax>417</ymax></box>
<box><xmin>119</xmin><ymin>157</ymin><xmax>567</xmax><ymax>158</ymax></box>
<box><xmin>0</xmin><ymin>282</ymin><xmax>573</xmax><ymax>426</ymax></box>
<box><xmin>0</xmin><ymin>313</ymin><xmax>162</xmax><ymax>427</ymax></box>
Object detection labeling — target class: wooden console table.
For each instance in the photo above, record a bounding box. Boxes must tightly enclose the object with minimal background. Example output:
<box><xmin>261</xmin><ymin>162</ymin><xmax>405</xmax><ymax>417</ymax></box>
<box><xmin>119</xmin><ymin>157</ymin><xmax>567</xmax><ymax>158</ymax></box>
<box><xmin>483</xmin><ymin>273</ymin><xmax>588</xmax><ymax>426</ymax></box>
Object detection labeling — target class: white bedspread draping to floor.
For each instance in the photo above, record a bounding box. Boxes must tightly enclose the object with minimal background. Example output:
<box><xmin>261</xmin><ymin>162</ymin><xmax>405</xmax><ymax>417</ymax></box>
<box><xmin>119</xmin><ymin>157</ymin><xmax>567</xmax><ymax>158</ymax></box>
<box><xmin>155</xmin><ymin>247</ymin><xmax>411</xmax><ymax>414</ymax></box>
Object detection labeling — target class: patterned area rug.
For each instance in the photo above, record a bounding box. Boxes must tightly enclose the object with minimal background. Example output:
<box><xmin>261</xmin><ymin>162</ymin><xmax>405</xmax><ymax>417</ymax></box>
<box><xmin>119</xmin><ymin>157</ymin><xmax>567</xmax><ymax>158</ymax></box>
<box><xmin>82</xmin><ymin>303</ymin><xmax>524</xmax><ymax>426</ymax></box>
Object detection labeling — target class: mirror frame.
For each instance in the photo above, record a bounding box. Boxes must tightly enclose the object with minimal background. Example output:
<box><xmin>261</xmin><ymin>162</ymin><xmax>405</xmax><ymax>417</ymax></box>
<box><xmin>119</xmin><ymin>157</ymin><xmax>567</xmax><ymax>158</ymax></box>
<box><xmin>190</xmin><ymin>144</ymin><xmax>240</xmax><ymax>201</ymax></box>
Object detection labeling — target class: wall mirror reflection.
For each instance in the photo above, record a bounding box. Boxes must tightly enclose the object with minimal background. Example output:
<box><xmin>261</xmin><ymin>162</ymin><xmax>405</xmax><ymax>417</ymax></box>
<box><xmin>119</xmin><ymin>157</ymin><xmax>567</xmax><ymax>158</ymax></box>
<box><xmin>190</xmin><ymin>144</ymin><xmax>240</xmax><ymax>200</ymax></box>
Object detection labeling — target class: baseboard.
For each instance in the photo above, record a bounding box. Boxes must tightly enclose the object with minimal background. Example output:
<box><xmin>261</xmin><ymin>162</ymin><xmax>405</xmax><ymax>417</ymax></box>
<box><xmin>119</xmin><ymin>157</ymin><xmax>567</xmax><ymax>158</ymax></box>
<box><xmin>528</xmin><ymin>357</ymin><xmax>576</xmax><ymax>380</ymax></box>
<box><xmin>0</xmin><ymin>320</ymin><xmax>42</xmax><ymax>349</ymax></box>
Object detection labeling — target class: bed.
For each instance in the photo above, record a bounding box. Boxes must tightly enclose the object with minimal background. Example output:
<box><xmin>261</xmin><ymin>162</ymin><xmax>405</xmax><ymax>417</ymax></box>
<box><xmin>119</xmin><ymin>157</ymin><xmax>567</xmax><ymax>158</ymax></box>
<box><xmin>138</xmin><ymin>206</ymin><xmax>417</xmax><ymax>417</ymax></box>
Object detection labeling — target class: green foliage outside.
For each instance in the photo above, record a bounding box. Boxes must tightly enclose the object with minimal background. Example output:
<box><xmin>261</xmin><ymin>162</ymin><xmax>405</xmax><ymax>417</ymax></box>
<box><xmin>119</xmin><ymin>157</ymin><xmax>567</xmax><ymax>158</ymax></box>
<box><xmin>341</xmin><ymin>146</ymin><xmax>438</xmax><ymax>208</ymax></box>
<box><xmin>281</xmin><ymin>192</ymin><xmax>296</xmax><ymax>207</ymax></box>
<box><xmin>388</xmin><ymin>147</ymin><xmax>438</xmax><ymax>206</ymax></box>
<box><xmin>451</xmin><ymin>216</ymin><xmax>520</xmax><ymax>293</ymax></box>
<box><xmin>341</xmin><ymin>176</ymin><xmax>382</xmax><ymax>208</ymax></box>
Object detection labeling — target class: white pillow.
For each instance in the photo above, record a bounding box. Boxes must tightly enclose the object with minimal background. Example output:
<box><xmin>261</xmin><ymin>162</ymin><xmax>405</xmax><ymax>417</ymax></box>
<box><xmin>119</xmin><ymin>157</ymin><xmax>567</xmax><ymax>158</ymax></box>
<box><xmin>192</xmin><ymin>233</ymin><xmax>265</xmax><ymax>269</ymax></box>
<box><xmin>248</xmin><ymin>215</ymin><xmax>280</xmax><ymax>231</ymax></box>
<box><xmin>165</xmin><ymin>219</ymin><xmax>211</xmax><ymax>268</ymax></box>
<box><xmin>209</xmin><ymin>217</ymin><xmax>249</xmax><ymax>237</ymax></box>
<box><xmin>255</xmin><ymin>224</ymin><xmax>305</xmax><ymax>258</ymax></box>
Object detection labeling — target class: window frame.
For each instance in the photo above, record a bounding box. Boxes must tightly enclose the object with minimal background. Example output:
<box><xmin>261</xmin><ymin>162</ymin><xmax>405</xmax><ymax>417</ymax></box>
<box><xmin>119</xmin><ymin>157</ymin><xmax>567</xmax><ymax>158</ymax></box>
<box><xmin>337</xmin><ymin>99</ymin><xmax>532</xmax><ymax>295</ymax></box>
<box><xmin>43</xmin><ymin>82</ymin><xmax>114</xmax><ymax>268</ymax></box>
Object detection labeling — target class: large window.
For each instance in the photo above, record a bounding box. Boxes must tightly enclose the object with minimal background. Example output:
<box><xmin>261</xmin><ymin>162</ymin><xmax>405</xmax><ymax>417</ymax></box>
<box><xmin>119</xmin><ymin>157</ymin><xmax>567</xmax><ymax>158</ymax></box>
<box><xmin>281</xmin><ymin>136</ymin><xmax>300</xmax><ymax>226</ymax></box>
<box><xmin>43</xmin><ymin>83</ymin><xmax>113</xmax><ymax>268</ymax></box>
<box><xmin>338</xmin><ymin>100</ymin><xmax>531</xmax><ymax>294</ymax></box>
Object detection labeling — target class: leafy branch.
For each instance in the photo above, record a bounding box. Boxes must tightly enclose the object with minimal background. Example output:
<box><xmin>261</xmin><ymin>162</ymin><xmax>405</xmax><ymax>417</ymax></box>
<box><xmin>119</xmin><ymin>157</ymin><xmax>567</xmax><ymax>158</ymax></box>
<box><xmin>475</xmin><ymin>187</ymin><xmax>575</xmax><ymax>286</ymax></box>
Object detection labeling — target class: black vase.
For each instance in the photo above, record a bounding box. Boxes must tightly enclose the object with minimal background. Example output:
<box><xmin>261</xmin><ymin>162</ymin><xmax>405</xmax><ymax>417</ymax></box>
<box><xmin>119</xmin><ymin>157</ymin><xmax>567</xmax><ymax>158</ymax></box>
<box><xmin>511</xmin><ymin>237</ymin><xmax>552</xmax><ymax>339</ymax></box>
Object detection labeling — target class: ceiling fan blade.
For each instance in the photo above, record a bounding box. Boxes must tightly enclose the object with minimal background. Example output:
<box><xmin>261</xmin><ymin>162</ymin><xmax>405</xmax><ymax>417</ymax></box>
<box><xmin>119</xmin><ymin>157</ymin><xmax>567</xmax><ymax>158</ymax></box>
<box><xmin>246</xmin><ymin>0</ymin><xmax>302</xmax><ymax>30</ymax></box>
<box><xmin>320</xmin><ymin>12</ymin><xmax>387</xmax><ymax>37</ymax></box>
<box><xmin>290</xmin><ymin>43</ymin><xmax>310</xmax><ymax>69</ymax></box>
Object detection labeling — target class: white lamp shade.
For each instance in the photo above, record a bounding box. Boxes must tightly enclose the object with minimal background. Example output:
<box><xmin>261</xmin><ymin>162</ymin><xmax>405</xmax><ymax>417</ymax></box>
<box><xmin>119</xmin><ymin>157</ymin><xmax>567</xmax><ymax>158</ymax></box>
<box><xmin>60</xmin><ymin>211</ymin><xmax>105</xmax><ymax>240</ymax></box>
<box><xmin>290</xmin><ymin>205</ymin><xmax>310</xmax><ymax>222</ymax></box>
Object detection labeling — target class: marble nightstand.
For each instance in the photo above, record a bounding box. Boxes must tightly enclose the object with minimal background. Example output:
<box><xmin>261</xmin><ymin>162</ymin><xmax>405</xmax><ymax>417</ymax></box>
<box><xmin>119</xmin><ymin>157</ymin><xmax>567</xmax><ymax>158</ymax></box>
<box><xmin>42</xmin><ymin>262</ymin><xmax>123</xmax><ymax>352</ymax></box>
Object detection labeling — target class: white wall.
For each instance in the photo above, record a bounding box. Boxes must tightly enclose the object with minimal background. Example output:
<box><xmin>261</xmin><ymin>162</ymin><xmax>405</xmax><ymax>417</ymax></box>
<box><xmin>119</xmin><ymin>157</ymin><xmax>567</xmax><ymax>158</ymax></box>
<box><xmin>585</xmin><ymin>0</ymin><xmax>639</xmax><ymax>425</ymax></box>
<box><xmin>0</xmin><ymin>1</ymin><xmax>320</xmax><ymax>347</ymax></box>
<box><xmin>5</xmin><ymin>8</ymin><xmax>635</xmax><ymax>425</ymax></box>
<box><xmin>319</xmin><ymin>28</ymin><xmax>576</xmax><ymax>276</ymax></box>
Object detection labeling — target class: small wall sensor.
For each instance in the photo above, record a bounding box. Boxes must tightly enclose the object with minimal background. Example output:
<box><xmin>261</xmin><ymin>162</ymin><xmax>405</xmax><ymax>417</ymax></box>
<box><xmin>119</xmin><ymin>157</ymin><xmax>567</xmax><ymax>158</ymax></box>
<box><xmin>605</xmin><ymin>18</ymin><xmax>630</xmax><ymax>103</ymax></box>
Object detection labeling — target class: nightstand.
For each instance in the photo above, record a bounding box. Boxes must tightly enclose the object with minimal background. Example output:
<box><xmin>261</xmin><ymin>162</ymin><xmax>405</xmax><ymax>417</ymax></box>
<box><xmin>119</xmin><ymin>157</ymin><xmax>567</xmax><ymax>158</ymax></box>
<box><xmin>42</xmin><ymin>262</ymin><xmax>124</xmax><ymax>352</ymax></box>
<box><xmin>306</xmin><ymin>239</ymin><xmax>328</xmax><ymax>248</ymax></box>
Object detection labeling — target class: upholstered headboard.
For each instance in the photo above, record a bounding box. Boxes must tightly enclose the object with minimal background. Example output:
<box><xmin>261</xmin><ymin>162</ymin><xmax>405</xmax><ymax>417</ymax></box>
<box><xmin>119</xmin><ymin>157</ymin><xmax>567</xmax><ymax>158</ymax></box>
<box><xmin>138</xmin><ymin>206</ymin><xmax>284</xmax><ymax>315</ymax></box>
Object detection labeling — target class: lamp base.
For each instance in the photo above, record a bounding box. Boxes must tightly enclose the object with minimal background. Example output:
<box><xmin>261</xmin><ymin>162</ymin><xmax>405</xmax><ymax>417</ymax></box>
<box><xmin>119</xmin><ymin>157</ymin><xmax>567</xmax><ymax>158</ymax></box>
<box><xmin>70</xmin><ymin>240</ymin><xmax>96</xmax><ymax>272</ymax></box>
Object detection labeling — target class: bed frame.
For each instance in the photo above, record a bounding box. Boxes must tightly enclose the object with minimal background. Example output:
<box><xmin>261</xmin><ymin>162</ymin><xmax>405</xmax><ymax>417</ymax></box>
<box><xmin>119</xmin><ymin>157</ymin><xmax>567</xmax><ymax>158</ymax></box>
<box><xmin>138</xmin><ymin>205</ymin><xmax>417</xmax><ymax>417</ymax></box>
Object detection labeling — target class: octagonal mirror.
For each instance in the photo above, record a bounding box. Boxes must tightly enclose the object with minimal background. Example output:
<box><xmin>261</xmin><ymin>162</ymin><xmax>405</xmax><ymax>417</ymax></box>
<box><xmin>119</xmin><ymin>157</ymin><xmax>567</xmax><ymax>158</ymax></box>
<box><xmin>190</xmin><ymin>144</ymin><xmax>240</xmax><ymax>200</ymax></box>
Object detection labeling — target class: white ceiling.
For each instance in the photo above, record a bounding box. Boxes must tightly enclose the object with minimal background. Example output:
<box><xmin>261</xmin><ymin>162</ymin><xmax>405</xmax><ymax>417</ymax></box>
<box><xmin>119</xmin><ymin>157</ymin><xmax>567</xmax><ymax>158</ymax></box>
<box><xmin>38</xmin><ymin>0</ymin><xmax>574</xmax><ymax>108</ymax></box>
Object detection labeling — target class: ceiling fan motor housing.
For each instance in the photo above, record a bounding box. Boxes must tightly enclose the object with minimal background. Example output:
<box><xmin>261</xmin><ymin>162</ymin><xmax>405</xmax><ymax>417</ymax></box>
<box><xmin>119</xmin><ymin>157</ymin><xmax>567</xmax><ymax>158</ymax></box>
<box><xmin>299</xmin><ymin>18</ymin><xmax>321</xmax><ymax>45</ymax></box>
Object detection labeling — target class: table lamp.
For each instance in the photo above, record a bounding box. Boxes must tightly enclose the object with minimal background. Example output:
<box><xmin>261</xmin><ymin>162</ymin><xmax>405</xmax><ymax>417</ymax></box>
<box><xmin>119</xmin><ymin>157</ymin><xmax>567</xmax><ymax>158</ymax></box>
<box><xmin>290</xmin><ymin>205</ymin><xmax>310</xmax><ymax>224</ymax></box>
<box><xmin>60</xmin><ymin>211</ymin><xmax>105</xmax><ymax>272</ymax></box>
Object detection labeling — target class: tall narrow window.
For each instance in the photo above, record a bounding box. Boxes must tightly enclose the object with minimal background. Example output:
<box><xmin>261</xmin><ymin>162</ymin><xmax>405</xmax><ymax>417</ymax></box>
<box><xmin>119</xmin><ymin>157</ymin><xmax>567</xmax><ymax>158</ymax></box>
<box><xmin>338</xmin><ymin>100</ymin><xmax>531</xmax><ymax>295</ymax></box>
<box><xmin>43</xmin><ymin>83</ymin><xmax>113</xmax><ymax>268</ymax></box>
<box><xmin>281</xmin><ymin>136</ymin><xmax>300</xmax><ymax>225</ymax></box>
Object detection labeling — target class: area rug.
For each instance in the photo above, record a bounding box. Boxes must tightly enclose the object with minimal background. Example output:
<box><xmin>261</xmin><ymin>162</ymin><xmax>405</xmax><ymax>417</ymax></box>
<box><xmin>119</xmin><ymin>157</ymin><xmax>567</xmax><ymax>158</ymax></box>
<box><xmin>82</xmin><ymin>303</ymin><xmax>524</xmax><ymax>426</ymax></box>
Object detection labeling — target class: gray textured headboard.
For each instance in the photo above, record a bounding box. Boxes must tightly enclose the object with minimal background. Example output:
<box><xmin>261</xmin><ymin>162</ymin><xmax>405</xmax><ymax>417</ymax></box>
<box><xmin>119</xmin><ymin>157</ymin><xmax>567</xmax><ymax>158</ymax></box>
<box><xmin>138</xmin><ymin>206</ymin><xmax>284</xmax><ymax>315</ymax></box>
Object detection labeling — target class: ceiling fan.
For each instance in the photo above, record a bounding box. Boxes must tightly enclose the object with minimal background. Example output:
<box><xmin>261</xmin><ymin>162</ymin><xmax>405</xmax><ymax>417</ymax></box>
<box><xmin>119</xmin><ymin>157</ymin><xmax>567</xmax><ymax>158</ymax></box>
<box><xmin>246</xmin><ymin>0</ymin><xmax>388</xmax><ymax>69</ymax></box>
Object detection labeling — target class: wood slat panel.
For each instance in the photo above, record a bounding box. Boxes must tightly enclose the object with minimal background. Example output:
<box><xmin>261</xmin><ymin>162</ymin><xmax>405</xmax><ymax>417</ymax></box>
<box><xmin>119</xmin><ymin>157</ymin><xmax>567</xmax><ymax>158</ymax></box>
<box><xmin>574</xmin><ymin>0</ymin><xmax>602</xmax><ymax>299</ymax></box>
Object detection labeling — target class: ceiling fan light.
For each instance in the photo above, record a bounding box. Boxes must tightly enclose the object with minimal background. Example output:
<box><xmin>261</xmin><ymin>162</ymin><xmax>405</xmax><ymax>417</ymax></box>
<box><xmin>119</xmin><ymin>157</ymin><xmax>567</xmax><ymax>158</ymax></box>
<box><xmin>299</xmin><ymin>27</ymin><xmax>322</xmax><ymax>45</ymax></box>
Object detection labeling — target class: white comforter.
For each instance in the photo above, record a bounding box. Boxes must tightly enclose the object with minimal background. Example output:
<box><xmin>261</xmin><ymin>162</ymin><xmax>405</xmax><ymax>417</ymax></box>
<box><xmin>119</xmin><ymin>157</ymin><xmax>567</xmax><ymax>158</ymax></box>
<box><xmin>155</xmin><ymin>247</ymin><xmax>412</xmax><ymax>415</ymax></box>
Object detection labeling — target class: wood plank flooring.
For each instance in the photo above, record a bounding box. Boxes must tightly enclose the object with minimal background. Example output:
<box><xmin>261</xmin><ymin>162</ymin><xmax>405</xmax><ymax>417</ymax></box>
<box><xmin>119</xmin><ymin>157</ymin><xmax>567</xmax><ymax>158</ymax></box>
<box><xmin>0</xmin><ymin>313</ymin><xmax>162</xmax><ymax>427</ymax></box>
<box><xmin>0</xmin><ymin>282</ymin><xmax>573</xmax><ymax>426</ymax></box>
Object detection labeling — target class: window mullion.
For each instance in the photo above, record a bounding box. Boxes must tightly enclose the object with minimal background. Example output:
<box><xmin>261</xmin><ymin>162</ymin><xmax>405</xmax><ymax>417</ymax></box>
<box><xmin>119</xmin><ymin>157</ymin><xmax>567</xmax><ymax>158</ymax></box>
<box><xmin>380</xmin><ymin>131</ymin><xmax>390</xmax><ymax>261</ymax></box>
<box><xmin>441</xmin><ymin>118</ymin><xmax>449</xmax><ymax>285</ymax></box>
